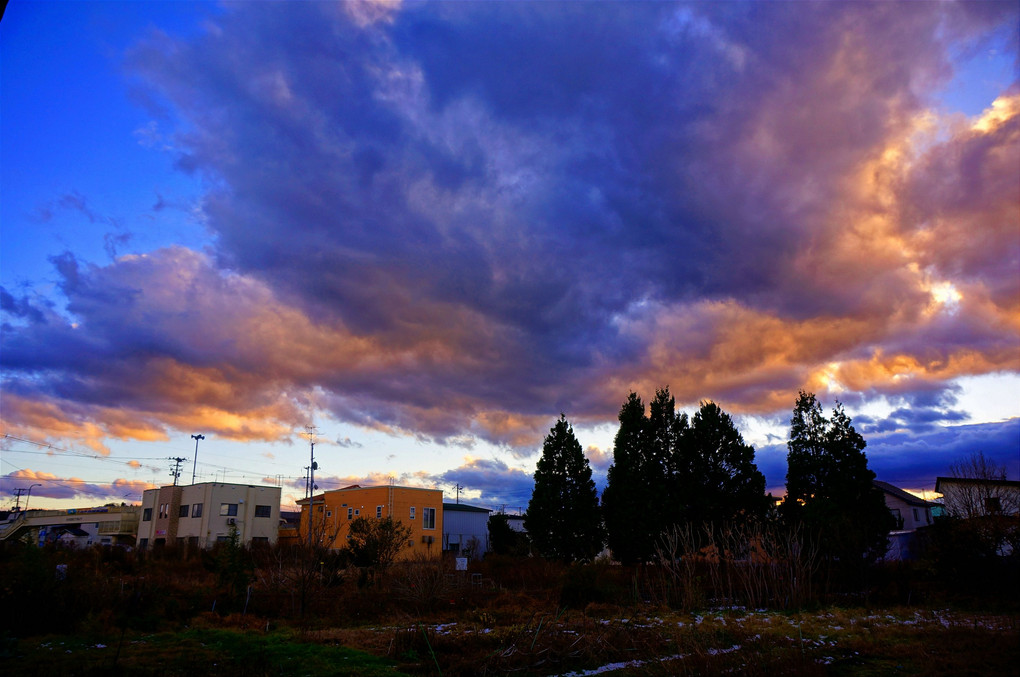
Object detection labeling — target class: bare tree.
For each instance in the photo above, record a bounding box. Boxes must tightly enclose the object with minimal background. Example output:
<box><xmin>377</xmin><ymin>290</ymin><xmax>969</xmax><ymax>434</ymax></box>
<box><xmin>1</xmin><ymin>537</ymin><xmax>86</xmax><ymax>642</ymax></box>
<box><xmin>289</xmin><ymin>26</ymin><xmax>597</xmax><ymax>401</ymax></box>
<box><xmin>940</xmin><ymin>452</ymin><xmax>1019</xmax><ymax>518</ymax></box>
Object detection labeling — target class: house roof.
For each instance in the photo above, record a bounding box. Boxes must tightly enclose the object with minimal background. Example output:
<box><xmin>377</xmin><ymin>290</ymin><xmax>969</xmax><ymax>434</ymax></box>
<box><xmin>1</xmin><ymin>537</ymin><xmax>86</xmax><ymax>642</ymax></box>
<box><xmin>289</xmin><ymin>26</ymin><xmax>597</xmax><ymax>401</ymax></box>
<box><xmin>443</xmin><ymin>503</ymin><xmax>490</xmax><ymax>513</ymax></box>
<box><xmin>295</xmin><ymin>484</ymin><xmax>443</xmax><ymax>504</ymax></box>
<box><xmin>935</xmin><ymin>476</ymin><xmax>1020</xmax><ymax>493</ymax></box>
<box><xmin>874</xmin><ymin>480</ymin><xmax>935</xmax><ymax>507</ymax></box>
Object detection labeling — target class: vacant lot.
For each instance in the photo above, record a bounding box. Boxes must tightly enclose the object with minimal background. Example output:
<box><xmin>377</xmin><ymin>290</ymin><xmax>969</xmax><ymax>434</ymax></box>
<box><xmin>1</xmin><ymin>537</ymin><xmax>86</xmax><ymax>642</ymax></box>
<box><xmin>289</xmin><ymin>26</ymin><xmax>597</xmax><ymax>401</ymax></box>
<box><xmin>2</xmin><ymin>543</ymin><xmax>1017</xmax><ymax>675</ymax></box>
<box><xmin>4</xmin><ymin>605</ymin><xmax>1017</xmax><ymax>676</ymax></box>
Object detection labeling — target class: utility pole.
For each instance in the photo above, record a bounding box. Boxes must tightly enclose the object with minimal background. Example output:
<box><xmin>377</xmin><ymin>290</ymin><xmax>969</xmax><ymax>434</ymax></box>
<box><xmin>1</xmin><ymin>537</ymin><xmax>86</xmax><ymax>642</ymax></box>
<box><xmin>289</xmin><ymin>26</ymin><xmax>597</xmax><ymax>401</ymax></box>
<box><xmin>454</xmin><ymin>483</ymin><xmax>463</xmax><ymax>504</ymax></box>
<box><xmin>12</xmin><ymin>488</ymin><xmax>26</xmax><ymax>511</ymax></box>
<box><xmin>169</xmin><ymin>457</ymin><xmax>187</xmax><ymax>486</ymax></box>
<box><xmin>190</xmin><ymin>434</ymin><xmax>205</xmax><ymax>485</ymax></box>
<box><xmin>302</xmin><ymin>426</ymin><xmax>319</xmax><ymax>546</ymax></box>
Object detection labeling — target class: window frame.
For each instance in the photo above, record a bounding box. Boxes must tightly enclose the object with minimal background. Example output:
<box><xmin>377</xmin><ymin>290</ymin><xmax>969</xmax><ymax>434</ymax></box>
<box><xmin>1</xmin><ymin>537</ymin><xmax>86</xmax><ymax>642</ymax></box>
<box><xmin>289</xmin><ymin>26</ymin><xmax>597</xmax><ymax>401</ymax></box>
<box><xmin>192</xmin><ymin>503</ymin><xmax>203</xmax><ymax>518</ymax></box>
<box><xmin>254</xmin><ymin>504</ymin><xmax>271</xmax><ymax>518</ymax></box>
<box><xmin>423</xmin><ymin>507</ymin><xmax>436</xmax><ymax>530</ymax></box>
<box><xmin>220</xmin><ymin>503</ymin><xmax>238</xmax><ymax>517</ymax></box>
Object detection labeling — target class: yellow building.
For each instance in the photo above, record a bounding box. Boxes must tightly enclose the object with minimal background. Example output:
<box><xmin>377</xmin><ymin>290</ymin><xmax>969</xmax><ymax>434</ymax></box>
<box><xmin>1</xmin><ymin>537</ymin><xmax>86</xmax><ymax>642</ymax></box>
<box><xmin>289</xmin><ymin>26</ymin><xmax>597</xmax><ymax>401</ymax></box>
<box><xmin>296</xmin><ymin>485</ymin><xmax>443</xmax><ymax>559</ymax></box>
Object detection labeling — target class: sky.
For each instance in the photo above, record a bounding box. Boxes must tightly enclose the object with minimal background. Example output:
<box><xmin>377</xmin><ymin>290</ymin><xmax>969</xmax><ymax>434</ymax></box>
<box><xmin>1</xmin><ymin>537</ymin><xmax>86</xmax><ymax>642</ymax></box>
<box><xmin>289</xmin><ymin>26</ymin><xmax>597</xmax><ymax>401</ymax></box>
<box><xmin>2</xmin><ymin>1</ymin><xmax>1018</xmax><ymax>514</ymax></box>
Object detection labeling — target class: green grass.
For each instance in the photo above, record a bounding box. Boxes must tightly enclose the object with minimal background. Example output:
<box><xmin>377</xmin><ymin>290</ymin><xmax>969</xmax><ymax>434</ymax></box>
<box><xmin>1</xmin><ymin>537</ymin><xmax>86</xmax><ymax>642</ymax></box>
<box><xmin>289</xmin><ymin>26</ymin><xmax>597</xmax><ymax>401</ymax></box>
<box><xmin>3</xmin><ymin>627</ymin><xmax>407</xmax><ymax>677</ymax></box>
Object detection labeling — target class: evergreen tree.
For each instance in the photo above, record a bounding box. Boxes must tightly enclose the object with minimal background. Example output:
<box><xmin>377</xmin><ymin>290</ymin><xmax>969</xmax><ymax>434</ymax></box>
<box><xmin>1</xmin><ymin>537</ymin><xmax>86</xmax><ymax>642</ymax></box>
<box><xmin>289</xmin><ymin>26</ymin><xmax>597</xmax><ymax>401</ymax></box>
<box><xmin>682</xmin><ymin>401</ymin><xmax>768</xmax><ymax>526</ymax></box>
<box><xmin>648</xmin><ymin>388</ymin><xmax>686</xmax><ymax>530</ymax></box>
<box><xmin>525</xmin><ymin>415</ymin><xmax>605</xmax><ymax>562</ymax></box>
<box><xmin>602</xmin><ymin>393</ymin><xmax>655</xmax><ymax>565</ymax></box>
<box><xmin>784</xmin><ymin>392</ymin><xmax>893</xmax><ymax>563</ymax></box>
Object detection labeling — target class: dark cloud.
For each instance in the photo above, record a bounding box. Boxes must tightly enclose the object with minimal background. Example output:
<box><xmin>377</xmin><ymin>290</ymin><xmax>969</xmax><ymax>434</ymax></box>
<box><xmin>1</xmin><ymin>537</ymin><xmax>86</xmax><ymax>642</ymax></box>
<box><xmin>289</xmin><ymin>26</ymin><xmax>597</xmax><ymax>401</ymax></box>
<box><xmin>757</xmin><ymin>418</ymin><xmax>1020</xmax><ymax>494</ymax></box>
<box><xmin>435</xmin><ymin>458</ymin><xmax>534</xmax><ymax>510</ymax></box>
<box><xmin>2</xmin><ymin>2</ymin><xmax>1017</xmax><ymax>456</ymax></box>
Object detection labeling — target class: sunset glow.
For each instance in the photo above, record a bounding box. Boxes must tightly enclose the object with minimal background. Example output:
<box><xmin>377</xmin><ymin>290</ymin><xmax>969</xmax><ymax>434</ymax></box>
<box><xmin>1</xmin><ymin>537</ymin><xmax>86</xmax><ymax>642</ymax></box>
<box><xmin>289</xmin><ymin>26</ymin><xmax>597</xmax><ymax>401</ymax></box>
<box><xmin>2</xmin><ymin>1</ymin><xmax>1017</xmax><ymax>511</ymax></box>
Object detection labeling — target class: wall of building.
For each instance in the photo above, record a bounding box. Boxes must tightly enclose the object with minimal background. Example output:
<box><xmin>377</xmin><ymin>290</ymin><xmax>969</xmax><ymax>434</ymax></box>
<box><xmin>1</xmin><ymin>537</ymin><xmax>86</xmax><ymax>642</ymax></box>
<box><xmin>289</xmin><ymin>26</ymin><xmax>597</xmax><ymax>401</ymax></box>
<box><xmin>138</xmin><ymin>483</ymin><xmax>281</xmax><ymax>548</ymax></box>
<box><xmin>442</xmin><ymin>504</ymin><xmax>490</xmax><ymax>557</ymax></box>
<box><xmin>300</xmin><ymin>485</ymin><xmax>443</xmax><ymax>559</ymax></box>
<box><xmin>882</xmin><ymin>493</ymin><xmax>932</xmax><ymax>531</ymax></box>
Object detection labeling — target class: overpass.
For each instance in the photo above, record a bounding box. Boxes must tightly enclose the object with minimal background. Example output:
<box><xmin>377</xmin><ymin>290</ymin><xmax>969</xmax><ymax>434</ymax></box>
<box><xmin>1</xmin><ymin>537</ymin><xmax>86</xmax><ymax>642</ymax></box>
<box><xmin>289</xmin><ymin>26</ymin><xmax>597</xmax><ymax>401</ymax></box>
<box><xmin>0</xmin><ymin>505</ymin><xmax>140</xmax><ymax>546</ymax></box>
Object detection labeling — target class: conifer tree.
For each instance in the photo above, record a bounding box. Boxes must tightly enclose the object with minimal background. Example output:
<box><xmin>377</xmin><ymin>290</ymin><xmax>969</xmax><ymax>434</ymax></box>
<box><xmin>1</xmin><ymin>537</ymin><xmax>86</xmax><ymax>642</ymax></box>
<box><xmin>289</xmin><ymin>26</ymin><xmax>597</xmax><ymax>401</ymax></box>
<box><xmin>602</xmin><ymin>393</ymin><xmax>655</xmax><ymax>565</ymax></box>
<box><xmin>784</xmin><ymin>392</ymin><xmax>893</xmax><ymax>563</ymax></box>
<box><xmin>681</xmin><ymin>401</ymin><xmax>768</xmax><ymax>526</ymax></box>
<box><xmin>525</xmin><ymin>415</ymin><xmax>605</xmax><ymax>562</ymax></box>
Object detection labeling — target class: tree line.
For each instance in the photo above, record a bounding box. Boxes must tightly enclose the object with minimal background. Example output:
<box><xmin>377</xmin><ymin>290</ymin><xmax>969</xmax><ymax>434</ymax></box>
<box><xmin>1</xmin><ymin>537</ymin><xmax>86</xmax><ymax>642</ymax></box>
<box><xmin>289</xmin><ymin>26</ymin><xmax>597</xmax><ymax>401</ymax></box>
<box><xmin>523</xmin><ymin>388</ymin><xmax>892</xmax><ymax>569</ymax></box>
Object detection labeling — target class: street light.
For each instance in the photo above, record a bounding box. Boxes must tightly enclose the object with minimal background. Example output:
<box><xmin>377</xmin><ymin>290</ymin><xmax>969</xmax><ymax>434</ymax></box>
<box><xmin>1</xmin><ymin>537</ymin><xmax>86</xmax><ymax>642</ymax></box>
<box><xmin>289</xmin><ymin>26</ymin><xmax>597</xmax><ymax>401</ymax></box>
<box><xmin>24</xmin><ymin>483</ymin><xmax>41</xmax><ymax>512</ymax></box>
<box><xmin>191</xmin><ymin>434</ymin><xmax>205</xmax><ymax>485</ymax></box>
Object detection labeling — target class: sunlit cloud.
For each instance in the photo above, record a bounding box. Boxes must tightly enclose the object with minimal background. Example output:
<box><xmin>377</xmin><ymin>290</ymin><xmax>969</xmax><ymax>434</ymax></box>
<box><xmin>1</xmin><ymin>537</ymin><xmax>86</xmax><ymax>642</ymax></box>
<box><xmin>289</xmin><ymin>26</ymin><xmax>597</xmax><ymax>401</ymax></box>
<box><xmin>1</xmin><ymin>1</ymin><xmax>1016</xmax><ymax>491</ymax></box>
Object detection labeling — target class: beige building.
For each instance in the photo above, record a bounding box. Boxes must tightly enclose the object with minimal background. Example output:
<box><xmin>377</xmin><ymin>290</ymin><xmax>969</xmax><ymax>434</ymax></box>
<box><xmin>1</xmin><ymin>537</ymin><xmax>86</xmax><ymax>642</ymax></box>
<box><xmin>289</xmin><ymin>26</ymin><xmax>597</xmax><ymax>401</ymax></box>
<box><xmin>137</xmin><ymin>482</ymin><xmax>281</xmax><ymax>549</ymax></box>
<box><xmin>297</xmin><ymin>484</ymin><xmax>443</xmax><ymax>559</ymax></box>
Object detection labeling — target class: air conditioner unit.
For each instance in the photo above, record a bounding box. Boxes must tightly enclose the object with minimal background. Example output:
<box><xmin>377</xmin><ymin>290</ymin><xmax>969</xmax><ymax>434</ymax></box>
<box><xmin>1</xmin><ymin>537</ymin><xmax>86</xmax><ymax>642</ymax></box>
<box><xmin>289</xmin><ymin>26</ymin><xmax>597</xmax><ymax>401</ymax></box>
<box><xmin>226</xmin><ymin>518</ymin><xmax>236</xmax><ymax>525</ymax></box>
<box><xmin>422</xmin><ymin>535</ymin><xmax>434</xmax><ymax>544</ymax></box>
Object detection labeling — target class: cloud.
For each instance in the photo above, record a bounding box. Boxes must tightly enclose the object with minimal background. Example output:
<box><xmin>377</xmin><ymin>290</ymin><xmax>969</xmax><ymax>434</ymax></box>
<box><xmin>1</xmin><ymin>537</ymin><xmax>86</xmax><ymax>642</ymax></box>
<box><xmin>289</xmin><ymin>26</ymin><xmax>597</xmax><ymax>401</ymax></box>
<box><xmin>434</xmin><ymin>457</ymin><xmax>534</xmax><ymax>510</ymax></box>
<box><xmin>2</xmin><ymin>2</ymin><xmax>1017</xmax><ymax>462</ymax></box>
<box><xmin>1</xmin><ymin>469</ymin><xmax>157</xmax><ymax>503</ymax></box>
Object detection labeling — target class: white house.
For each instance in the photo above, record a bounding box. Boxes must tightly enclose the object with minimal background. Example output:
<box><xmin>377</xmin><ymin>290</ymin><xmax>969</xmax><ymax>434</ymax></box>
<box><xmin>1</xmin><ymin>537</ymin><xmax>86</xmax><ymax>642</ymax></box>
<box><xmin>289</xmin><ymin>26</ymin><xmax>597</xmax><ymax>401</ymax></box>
<box><xmin>442</xmin><ymin>502</ymin><xmax>490</xmax><ymax>558</ymax></box>
<box><xmin>137</xmin><ymin>482</ymin><xmax>281</xmax><ymax>549</ymax></box>
<box><xmin>874</xmin><ymin>480</ymin><xmax>934</xmax><ymax>531</ymax></box>
<box><xmin>935</xmin><ymin>476</ymin><xmax>1020</xmax><ymax>518</ymax></box>
<box><xmin>874</xmin><ymin>480</ymin><xmax>937</xmax><ymax>561</ymax></box>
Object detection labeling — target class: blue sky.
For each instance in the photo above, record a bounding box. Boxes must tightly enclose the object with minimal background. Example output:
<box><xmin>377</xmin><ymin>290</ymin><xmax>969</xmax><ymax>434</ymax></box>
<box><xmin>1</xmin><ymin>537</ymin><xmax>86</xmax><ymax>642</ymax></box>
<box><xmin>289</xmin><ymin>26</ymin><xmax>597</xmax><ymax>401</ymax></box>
<box><xmin>2</xmin><ymin>1</ymin><xmax>1018</xmax><ymax>512</ymax></box>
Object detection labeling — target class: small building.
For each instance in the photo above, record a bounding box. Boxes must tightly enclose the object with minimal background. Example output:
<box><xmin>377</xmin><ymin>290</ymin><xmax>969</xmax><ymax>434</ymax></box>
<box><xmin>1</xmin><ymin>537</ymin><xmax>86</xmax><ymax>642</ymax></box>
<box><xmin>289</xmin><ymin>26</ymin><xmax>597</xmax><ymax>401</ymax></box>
<box><xmin>296</xmin><ymin>484</ymin><xmax>443</xmax><ymax>559</ymax></box>
<box><xmin>442</xmin><ymin>502</ymin><xmax>491</xmax><ymax>558</ymax></box>
<box><xmin>136</xmin><ymin>482</ymin><xmax>281</xmax><ymax>549</ymax></box>
<box><xmin>505</xmin><ymin>513</ymin><xmax>527</xmax><ymax>533</ymax></box>
<box><xmin>935</xmin><ymin>476</ymin><xmax>1020</xmax><ymax>518</ymax></box>
<box><xmin>874</xmin><ymin>480</ymin><xmax>938</xmax><ymax>561</ymax></box>
<box><xmin>874</xmin><ymin>480</ymin><xmax>935</xmax><ymax>531</ymax></box>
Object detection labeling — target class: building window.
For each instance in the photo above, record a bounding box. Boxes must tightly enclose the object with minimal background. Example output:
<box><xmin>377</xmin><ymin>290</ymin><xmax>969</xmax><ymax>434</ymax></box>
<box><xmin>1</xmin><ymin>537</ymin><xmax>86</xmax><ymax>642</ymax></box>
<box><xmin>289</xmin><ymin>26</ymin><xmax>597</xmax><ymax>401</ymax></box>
<box><xmin>158</xmin><ymin>503</ymin><xmax>169</xmax><ymax>519</ymax></box>
<box><xmin>142</xmin><ymin>508</ymin><xmax>152</xmax><ymax>521</ymax></box>
<box><xmin>251</xmin><ymin>536</ymin><xmax>269</xmax><ymax>545</ymax></box>
<box><xmin>179</xmin><ymin>504</ymin><xmax>189</xmax><ymax>518</ymax></box>
<box><xmin>985</xmin><ymin>496</ymin><xmax>1002</xmax><ymax>513</ymax></box>
<box><xmin>139</xmin><ymin>538</ymin><xmax>148</xmax><ymax>548</ymax></box>
<box><xmin>377</xmin><ymin>506</ymin><xmax>383</xmax><ymax>518</ymax></box>
<box><xmin>347</xmin><ymin>508</ymin><xmax>353</xmax><ymax>519</ymax></box>
<box><xmin>216</xmin><ymin>535</ymin><xmax>231</xmax><ymax>543</ymax></box>
<box><xmin>355</xmin><ymin>509</ymin><xmax>360</xmax><ymax>516</ymax></box>
<box><xmin>423</xmin><ymin>507</ymin><xmax>436</xmax><ymax>530</ymax></box>
<box><xmin>410</xmin><ymin>506</ymin><xmax>416</xmax><ymax>520</ymax></box>
<box><xmin>912</xmin><ymin>508</ymin><xmax>919</xmax><ymax>522</ymax></box>
<box><xmin>220</xmin><ymin>503</ymin><xmax>238</xmax><ymax>517</ymax></box>
<box><xmin>192</xmin><ymin>503</ymin><xmax>203</xmax><ymax>518</ymax></box>
<box><xmin>325</xmin><ymin>510</ymin><xmax>332</xmax><ymax>518</ymax></box>
<box><xmin>255</xmin><ymin>505</ymin><xmax>271</xmax><ymax>518</ymax></box>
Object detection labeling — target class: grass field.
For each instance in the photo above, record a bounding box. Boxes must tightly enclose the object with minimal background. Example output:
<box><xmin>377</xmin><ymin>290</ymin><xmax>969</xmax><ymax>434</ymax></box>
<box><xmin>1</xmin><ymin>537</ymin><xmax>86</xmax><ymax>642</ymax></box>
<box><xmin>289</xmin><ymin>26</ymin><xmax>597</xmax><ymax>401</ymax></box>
<box><xmin>2</xmin><ymin>538</ymin><xmax>1017</xmax><ymax>675</ymax></box>
<box><xmin>4</xmin><ymin>605</ymin><xmax>1016</xmax><ymax>676</ymax></box>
